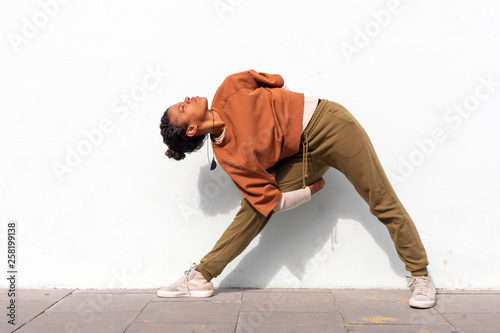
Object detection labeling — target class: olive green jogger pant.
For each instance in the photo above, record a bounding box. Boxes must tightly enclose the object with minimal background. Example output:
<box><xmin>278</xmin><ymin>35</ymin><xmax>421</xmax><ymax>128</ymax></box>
<box><xmin>197</xmin><ymin>99</ymin><xmax>429</xmax><ymax>281</ymax></box>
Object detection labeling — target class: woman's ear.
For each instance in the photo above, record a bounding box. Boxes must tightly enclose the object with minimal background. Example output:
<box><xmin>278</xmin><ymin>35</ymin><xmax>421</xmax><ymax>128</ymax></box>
<box><xmin>186</xmin><ymin>124</ymin><xmax>198</xmax><ymax>137</ymax></box>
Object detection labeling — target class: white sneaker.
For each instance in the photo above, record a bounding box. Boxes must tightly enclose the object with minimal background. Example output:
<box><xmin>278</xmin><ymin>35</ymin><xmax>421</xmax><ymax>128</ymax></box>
<box><xmin>407</xmin><ymin>275</ymin><xmax>436</xmax><ymax>308</ymax></box>
<box><xmin>157</xmin><ymin>264</ymin><xmax>213</xmax><ymax>298</ymax></box>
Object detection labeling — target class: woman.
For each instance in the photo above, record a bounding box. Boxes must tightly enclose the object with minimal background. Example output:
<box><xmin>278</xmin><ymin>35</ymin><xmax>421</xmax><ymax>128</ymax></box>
<box><xmin>159</xmin><ymin>70</ymin><xmax>435</xmax><ymax>308</ymax></box>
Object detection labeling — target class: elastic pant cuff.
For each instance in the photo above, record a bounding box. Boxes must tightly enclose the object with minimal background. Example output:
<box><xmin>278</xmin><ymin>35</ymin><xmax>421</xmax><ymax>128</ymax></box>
<box><xmin>411</xmin><ymin>267</ymin><xmax>429</xmax><ymax>276</ymax></box>
<box><xmin>196</xmin><ymin>264</ymin><xmax>213</xmax><ymax>282</ymax></box>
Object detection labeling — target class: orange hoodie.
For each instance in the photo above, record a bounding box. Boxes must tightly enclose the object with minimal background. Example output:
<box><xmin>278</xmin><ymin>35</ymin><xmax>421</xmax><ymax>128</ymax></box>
<box><xmin>210</xmin><ymin>70</ymin><xmax>304</xmax><ymax>216</ymax></box>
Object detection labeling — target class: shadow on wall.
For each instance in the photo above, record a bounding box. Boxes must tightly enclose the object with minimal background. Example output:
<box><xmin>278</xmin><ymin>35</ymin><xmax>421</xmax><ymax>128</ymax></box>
<box><xmin>196</xmin><ymin>165</ymin><xmax>242</xmax><ymax>216</ymax></box>
<box><xmin>197</xmin><ymin>165</ymin><xmax>407</xmax><ymax>288</ymax></box>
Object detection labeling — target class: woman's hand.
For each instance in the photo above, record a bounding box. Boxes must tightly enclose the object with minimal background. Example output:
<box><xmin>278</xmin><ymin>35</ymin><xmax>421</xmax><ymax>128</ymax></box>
<box><xmin>308</xmin><ymin>177</ymin><xmax>325</xmax><ymax>196</ymax></box>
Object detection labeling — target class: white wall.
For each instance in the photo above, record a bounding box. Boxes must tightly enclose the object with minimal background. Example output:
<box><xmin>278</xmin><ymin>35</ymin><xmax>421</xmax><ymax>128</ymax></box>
<box><xmin>1</xmin><ymin>0</ymin><xmax>500</xmax><ymax>289</ymax></box>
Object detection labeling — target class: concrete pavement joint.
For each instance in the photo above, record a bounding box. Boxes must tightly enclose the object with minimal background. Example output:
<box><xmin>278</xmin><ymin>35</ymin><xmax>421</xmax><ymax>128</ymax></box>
<box><xmin>432</xmin><ymin>306</ymin><xmax>459</xmax><ymax>332</ymax></box>
<box><xmin>122</xmin><ymin>293</ymin><xmax>156</xmax><ymax>332</ymax></box>
<box><xmin>233</xmin><ymin>289</ymin><xmax>246</xmax><ymax>333</ymax></box>
<box><xmin>329</xmin><ymin>289</ymin><xmax>349</xmax><ymax>332</ymax></box>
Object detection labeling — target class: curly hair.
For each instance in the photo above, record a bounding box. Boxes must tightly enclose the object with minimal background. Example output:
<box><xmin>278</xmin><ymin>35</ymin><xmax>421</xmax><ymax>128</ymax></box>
<box><xmin>159</xmin><ymin>107</ymin><xmax>206</xmax><ymax>161</ymax></box>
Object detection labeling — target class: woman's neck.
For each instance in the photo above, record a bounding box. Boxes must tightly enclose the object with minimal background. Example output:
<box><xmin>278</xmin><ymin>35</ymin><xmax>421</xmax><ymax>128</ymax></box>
<box><xmin>209</xmin><ymin>110</ymin><xmax>225</xmax><ymax>138</ymax></box>
<box><xmin>195</xmin><ymin>110</ymin><xmax>225</xmax><ymax>137</ymax></box>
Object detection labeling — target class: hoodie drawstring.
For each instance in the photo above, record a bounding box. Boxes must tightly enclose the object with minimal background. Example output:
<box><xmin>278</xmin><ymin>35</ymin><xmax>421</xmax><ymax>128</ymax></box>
<box><xmin>301</xmin><ymin>98</ymin><xmax>321</xmax><ymax>189</ymax></box>
<box><xmin>302</xmin><ymin>131</ymin><xmax>309</xmax><ymax>189</ymax></box>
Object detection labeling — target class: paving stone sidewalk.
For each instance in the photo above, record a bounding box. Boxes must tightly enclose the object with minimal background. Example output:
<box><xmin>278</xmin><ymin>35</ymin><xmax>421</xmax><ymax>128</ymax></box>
<box><xmin>1</xmin><ymin>288</ymin><xmax>499</xmax><ymax>332</ymax></box>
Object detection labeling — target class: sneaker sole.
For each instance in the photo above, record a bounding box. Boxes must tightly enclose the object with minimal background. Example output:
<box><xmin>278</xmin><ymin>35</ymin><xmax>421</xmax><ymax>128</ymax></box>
<box><xmin>409</xmin><ymin>299</ymin><xmax>435</xmax><ymax>308</ymax></box>
<box><xmin>157</xmin><ymin>290</ymin><xmax>213</xmax><ymax>298</ymax></box>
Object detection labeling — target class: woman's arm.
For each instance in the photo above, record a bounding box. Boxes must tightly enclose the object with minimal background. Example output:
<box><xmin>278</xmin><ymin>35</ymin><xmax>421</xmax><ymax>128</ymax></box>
<box><xmin>273</xmin><ymin>178</ymin><xmax>325</xmax><ymax>213</ymax></box>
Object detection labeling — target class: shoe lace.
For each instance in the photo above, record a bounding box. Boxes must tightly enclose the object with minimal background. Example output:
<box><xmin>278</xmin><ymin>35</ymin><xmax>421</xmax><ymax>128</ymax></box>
<box><xmin>406</xmin><ymin>275</ymin><xmax>430</xmax><ymax>295</ymax></box>
<box><xmin>183</xmin><ymin>268</ymin><xmax>192</xmax><ymax>295</ymax></box>
<box><xmin>171</xmin><ymin>264</ymin><xmax>197</xmax><ymax>292</ymax></box>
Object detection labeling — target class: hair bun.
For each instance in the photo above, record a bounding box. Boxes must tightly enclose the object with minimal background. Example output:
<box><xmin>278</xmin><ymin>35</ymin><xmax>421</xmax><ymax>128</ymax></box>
<box><xmin>165</xmin><ymin>149</ymin><xmax>186</xmax><ymax>161</ymax></box>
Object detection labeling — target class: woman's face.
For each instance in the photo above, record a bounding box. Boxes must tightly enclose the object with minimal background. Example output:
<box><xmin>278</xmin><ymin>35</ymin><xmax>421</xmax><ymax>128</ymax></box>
<box><xmin>168</xmin><ymin>96</ymin><xmax>209</xmax><ymax>128</ymax></box>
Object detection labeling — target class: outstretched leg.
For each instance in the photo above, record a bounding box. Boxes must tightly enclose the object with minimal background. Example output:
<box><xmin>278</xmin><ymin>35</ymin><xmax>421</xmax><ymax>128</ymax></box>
<box><xmin>304</xmin><ymin>99</ymin><xmax>434</xmax><ymax>308</ymax></box>
<box><xmin>306</xmin><ymin>100</ymin><xmax>429</xmax><ymax>275</ymax></box>
<box><xmin>197</xmin><ymin>198</ymin><xmax>273</xmax><ymax>281</ymax></box>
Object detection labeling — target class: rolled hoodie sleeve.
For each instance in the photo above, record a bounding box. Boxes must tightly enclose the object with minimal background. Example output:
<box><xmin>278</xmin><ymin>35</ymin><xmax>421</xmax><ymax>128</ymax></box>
<box><xmin>246</xmin><ymin>69</ymin><xmax>284</xmax><ymax>88</ymax></box>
